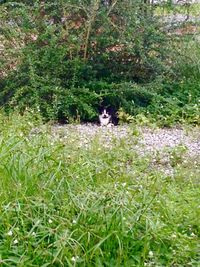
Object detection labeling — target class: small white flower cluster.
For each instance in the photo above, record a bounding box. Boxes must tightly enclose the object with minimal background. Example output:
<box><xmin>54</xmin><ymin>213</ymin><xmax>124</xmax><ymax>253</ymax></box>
<box><xmin>171</xmin><ymin>233</ymin><xmax>177</xmax><ymax>239</ymax></box>
<box><xmin>13</xmin><ymin>239</ymin><xmax>18</xmax><ymax>245</ymax></box>
<box><xmin>114</xmin><ymin>182</ymin><xmax>127</xmax><ymax>188</ymax></box>
<box><xmin>72</xmin><ymin>219</ymin><xmax>77</xmax><ymax>224</ymax></box>
<box><xmin>71</xmin><ymin>256</ymin><xmax>79</xmax><ymax>262</ymax></box>
<box><xmin>7</xmin><ymin>230</ymin><xmax>13</xmax><ymax>236</ymax></box>
<box><xmin>7</xmin><ymin>230</ymin><xmax>18</xmax><ymax>245</ymax></box>
<box><xmin>148</xmin><ymin>251</ymin><xmax>154</xmax><ymax>257</ymax></box>
<box><xmin>32</xmin><ymin>232</ymin><xmax>36</xmax><ymax>237</ymax></box>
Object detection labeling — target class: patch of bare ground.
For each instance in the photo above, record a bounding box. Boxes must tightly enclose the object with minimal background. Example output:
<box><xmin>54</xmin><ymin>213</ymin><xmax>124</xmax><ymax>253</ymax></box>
<box><xmin>49</xmin><ymin>124</ymin><xmax>200</xmax><ymax>177</ymax></box>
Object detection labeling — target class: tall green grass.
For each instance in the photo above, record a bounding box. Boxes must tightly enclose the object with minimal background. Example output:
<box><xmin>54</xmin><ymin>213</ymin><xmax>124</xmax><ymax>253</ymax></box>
<box><xmin>0</xmin><ymin>113</ymin><xmax>199</xmax><ymax>266</ymax></box>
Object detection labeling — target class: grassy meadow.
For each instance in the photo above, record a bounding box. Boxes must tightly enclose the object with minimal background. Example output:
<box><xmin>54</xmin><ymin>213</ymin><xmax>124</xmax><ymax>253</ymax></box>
<box><xmin>0</xmin><ymin>112</ymin><xmax>199</xmax><ymax>267</ymax></box>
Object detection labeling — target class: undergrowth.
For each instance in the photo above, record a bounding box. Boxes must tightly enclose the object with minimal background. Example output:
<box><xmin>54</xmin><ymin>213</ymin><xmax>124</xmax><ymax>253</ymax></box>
<box><xmin>1</xmin><ymin>1</ymin><xmax>200</xmax><ymax>126</ymax></box>
<box><xmin>0</xmin><ymin>113</ymin><xmax>199</xmax><ymax>266</ymax></box>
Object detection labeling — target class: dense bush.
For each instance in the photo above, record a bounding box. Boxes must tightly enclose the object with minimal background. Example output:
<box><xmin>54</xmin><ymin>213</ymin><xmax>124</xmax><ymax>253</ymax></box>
<box><xmin>0</xmin><ymin>0</ymin><xmax>199</xmax><ymax>124</ymax></box>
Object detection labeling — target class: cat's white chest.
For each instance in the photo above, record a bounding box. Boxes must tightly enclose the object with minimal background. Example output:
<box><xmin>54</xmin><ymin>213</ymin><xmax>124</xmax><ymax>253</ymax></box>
<box><xmin>99</xmin><ymin>115</ymin><xmax>111</xmax><ymax>126</ymax></box>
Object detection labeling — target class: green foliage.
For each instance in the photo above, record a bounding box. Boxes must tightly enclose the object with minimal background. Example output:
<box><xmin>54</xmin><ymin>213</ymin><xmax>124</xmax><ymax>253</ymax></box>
<box><xmin>0</xmin><ymin>113</ymin><xmax>199</xmax><ymax>266</ymax></box>
<box><xmin>168</xmin><ymin>145</ymin><xmax>188</xmax><ymax>167</ymax></box>
<box><xmin>117</xmin><ymin>108</ymin><xmax>135</xmax><ymax>124</ymax></box>
<box><xmin>0</xmin><ymin>1</ymin><xmax>167</xmax><ymax>118</ymax></box>
<box><xmin>0</xmin><ymin>0</ymin><xmax>200</xmax><ymax>124</ymax></box>
<box><xmin>145</xmin><ymin>78</ymin><xmax>200</xmax><ymax>126</ymax></box>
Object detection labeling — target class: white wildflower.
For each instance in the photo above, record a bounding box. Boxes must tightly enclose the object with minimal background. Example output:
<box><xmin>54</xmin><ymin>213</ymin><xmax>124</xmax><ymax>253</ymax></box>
<box><xmin>171</xmin><ymin>233</ymin><xmax>177</xmax><ymax>239</ymax></box>
<box><xmin>190</xmin><ymin>232</ymin><xmax>196</xmax><ymax>237</ymax></box>
<box><xmin>72</xmin><ymin>219</ymin><xmax>77</xmax><ymax>224</ymax></box>
<box><xmin>7</xmin><ymin>230</ymin><xmax>13</xmax><ymax>236</ymax></box>
<box><xmin>48</xmin><ymin>219</ymin><xmax>53</xmax><ymax>224</ymax></box>
<box><xmin>13</xmin><ymin>239</ymin><xmax>18</xmax><ymax>245</ymax></box>
<box><xmin>71</xmin><ymin>256</ymin><xmax>79</xmax><ymax>262</ymax></box>
<box><xmin>32</xmin><ymin>232</ymin><xmax>36</xmax><ymax>237</ymax></box>
<box><xmin>149</xmin><ymin>251</ymin><xmax>154</xmax><ymax>257</ymax></box>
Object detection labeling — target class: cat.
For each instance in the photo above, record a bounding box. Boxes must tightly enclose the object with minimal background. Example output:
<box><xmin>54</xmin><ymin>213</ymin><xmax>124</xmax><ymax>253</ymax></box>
<box><xmin>99</xmin><ymin>109</ymin><xmax>112</xmax><ymax>126</ymax></box>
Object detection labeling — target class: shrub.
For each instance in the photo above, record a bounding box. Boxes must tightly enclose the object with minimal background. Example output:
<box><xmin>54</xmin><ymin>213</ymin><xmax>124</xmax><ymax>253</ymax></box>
<box><xmin>0</xmin><ymin>1</ymin><xmax>199</xmax><ymax>125</ymax></box>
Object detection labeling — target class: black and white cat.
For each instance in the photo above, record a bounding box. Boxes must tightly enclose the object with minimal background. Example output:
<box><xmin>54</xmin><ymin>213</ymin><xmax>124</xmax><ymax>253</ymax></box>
<box><xmin>99</xmin><ymin>109</ymin><xmax>112</xmax><ymax>126</ymax></box>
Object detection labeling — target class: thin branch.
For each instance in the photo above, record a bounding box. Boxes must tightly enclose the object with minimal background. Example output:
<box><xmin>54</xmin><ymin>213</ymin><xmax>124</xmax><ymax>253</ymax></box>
<box><xmin>84</xmin><ymin>0</ymin><xmax>100</xmax><ymax>60</ymax></box>
<box><xmin>107</xmin><ymin>0</ymin><xmax>118</xmax><ymax>16</ymax></box>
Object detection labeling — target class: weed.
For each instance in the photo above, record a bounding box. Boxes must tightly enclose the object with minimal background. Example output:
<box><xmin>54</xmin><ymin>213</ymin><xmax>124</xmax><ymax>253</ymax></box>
<box><xmin>0</xmin><ymin>113</ymin><xmax>199</xmax><ymax>266</ymax></box>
